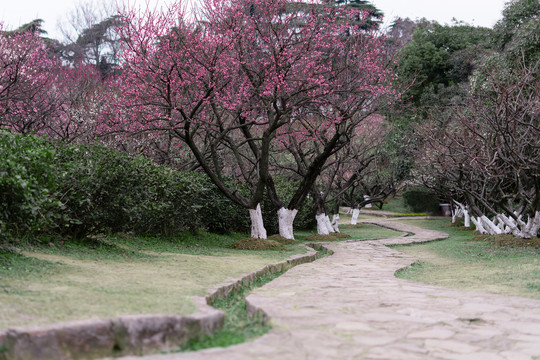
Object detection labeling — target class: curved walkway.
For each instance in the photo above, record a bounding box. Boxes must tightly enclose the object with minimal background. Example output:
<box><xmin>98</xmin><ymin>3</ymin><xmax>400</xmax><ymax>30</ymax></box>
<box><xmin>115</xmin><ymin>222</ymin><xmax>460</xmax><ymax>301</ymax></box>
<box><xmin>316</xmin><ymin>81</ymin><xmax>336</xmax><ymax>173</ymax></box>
<box><xmin>115</xmin><ymin>219</ymin><xmax>540</xmax><ymax>360</ymax></box>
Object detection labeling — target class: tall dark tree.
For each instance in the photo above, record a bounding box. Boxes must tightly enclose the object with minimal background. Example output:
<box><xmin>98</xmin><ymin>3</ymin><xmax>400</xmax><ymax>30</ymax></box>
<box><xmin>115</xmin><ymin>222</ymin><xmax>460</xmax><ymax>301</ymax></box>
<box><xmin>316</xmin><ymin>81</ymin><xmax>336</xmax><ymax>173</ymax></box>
<box><xmin>493</xmin><ymin>0</ymin><xmax>540</xmax><ymax>52</ymax></box>
<box><xmin>333</xmin><ymin>0</ymin><xmax>383</xmax><ymax>30</ymax></box>
<box><xmin>320</xmin><ymin>0</ymin><xmax>383</xmax><ymax>30</ymax></box>
<box><xmin>396</xmin><ymin>22</ymin><xmax>493</xmax><ymax>106</ymax></box>
<box><xmin>58</xmin><ymin>0</ymin><xmax>121</xmax><ymax>77</ymax></box>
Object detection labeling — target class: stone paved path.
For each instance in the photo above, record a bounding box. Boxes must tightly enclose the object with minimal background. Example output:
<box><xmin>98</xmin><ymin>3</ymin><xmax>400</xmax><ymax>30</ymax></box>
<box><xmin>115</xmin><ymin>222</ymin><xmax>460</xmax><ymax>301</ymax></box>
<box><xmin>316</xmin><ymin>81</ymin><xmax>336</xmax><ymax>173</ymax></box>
<box><xmin>116</xmin><ymin>219</ymin><xmax>540</xmax><ymax>360</ymax></box>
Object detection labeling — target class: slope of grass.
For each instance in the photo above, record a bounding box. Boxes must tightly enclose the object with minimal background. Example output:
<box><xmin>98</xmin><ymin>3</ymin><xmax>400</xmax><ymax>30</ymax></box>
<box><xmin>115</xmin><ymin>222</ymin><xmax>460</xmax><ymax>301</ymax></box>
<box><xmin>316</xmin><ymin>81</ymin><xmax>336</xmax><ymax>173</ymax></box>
<box><xmin>0</xmin><ymin>232</ymin><xmax>306</xmax><ymax>330</ymax></box>
<box><xmin>392</xmin><ymin>219</ymin><xmax>540</xmax><ymax>299</ymax></box>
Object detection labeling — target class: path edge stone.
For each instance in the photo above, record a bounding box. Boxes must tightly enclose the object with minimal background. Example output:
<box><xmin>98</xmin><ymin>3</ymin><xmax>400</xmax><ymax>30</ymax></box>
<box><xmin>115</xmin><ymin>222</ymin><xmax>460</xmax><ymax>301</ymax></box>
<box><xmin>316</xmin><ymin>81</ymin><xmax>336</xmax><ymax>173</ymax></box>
<box><xmin>0</xmin><ymin>244</ymin><xmax>324</xmax><ymax>360</ymax></box>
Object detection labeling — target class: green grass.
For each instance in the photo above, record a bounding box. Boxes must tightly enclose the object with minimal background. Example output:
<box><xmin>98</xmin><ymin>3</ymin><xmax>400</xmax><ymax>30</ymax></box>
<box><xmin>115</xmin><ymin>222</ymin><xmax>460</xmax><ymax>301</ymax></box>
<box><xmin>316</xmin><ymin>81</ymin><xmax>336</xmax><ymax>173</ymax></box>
<box><xmin>18</xmin><ymin>235</ymin><xmax>154</xmax><ymax>261</ymax></box>
<box><xmin>295</xmin><ymin>223</ymin><xmax>401</xmax><ymax>242</ymax></box>
<box><xmin>181</xmin><ymin>271</ymin><xmax>283</xmax><ymax>352</ymax></box>
<box><xmin>0</xmin><ymin>232</ymin><xmax>307</xmax><ymax>330</ymax></box>
<box><xmin>392</xmin><ymin>219</ymin><xmax>540</xmax><ymax>299</ymax></box>
<box><xmin>110</xmin><ymin>231</ymin><xmax>307</xmax><ymax>258</ymax></box>
<box><xmin>0</xmin><ymin>249</ymin><xmax>60</xmax><ymax>280</ymax></box>
<box><xmin>376</xmin><ymin>196</ymin><xmax>413</xmax><ymax>214</ymax></box>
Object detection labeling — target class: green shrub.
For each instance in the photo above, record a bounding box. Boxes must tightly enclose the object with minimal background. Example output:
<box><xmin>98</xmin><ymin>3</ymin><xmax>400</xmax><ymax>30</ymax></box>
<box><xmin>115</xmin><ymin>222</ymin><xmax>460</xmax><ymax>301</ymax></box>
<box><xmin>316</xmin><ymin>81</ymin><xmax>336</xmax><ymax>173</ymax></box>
<box><xmin>0</xmin><ymin>131</ymin><xmax>250</xmax><ymax>241</ymax></box>
<box><xmin>0</xmin><ymin>131</ymin><xmax>62</xmax><ymax>235</ymax></box>
<box><xmin>0</xmin><ymin>131</ymin><xmax>320</xmax><ymax>242</ymax></box>
<box><xmin>402</xmin><ymin>187</ymin><xmax>441</xmax><ymax>214</ymax></box>
<box><xmin>53</xmin><ymin>146</ymin><xmax>250</xmax><ymax>237</ymax></box>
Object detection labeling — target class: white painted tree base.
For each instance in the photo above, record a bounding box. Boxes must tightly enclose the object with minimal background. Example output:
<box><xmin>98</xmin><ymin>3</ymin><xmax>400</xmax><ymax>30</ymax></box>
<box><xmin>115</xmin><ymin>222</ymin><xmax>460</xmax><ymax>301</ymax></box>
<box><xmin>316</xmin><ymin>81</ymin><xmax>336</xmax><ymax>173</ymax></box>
<box><xmin>470</xmin><ymin>212</ymin><xmax>540</xmax><ymax>238</ymax></box>
<box><xmin>316</xmin><ymin>214</ymin><xmax>336</xmax><ymax>235</ymax></box>
<box><xmin>331</xmin><ymin>214</ymin><xmax>340</xmax><ymax>233</ymax></box>
<box><xmin>351</xmin><ymin>208</ymin><xmax>360</xmax><ymax>225</ymax></box>
<box><xmin>316</xmin><ymin>214</ymin><xmax>330</xmax><ymax>235</ymax></box>
<box><xmin>249</xmin><ymin>204</ymin><xmax>267</xmax><ymax>239</ymax></box>
<box><xmin>464</xmin><ymin>211</ymin><xmax>471</xmax><ymax>227</ymax></box>
<box><xmin>278</xmin><ymin>208</ymin><xmax>298</xmax><ymax>240</ymax></box>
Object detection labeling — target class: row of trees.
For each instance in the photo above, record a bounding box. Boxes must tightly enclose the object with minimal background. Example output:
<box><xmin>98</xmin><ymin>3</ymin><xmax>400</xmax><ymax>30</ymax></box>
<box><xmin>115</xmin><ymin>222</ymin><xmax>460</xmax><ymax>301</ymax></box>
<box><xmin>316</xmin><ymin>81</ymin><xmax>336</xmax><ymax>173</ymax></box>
<box><xmin>4</xmin><ymin>0</ymin><xmax>536</xmax><ymax>240</ymax></box>
<box><xmin>408</xmin><ymin>0</ymin><xmax>540</xmax><ymax>238</ymax></box>
<box><xmin>1</xmin><ymin>0</ymin><xmax>400</xmax><ymax>240</ymax></box>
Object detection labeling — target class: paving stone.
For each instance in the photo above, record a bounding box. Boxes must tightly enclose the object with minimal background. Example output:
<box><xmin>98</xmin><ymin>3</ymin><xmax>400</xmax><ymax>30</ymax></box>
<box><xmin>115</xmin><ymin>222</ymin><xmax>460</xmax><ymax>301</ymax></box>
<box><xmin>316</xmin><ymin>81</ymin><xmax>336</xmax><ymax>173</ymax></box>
<box><xmin>444</xmin><ymin>352</ymin><xmax>505</xmax><ymax>360</ymax></box>
<box><xmin>424</xmin><ymin>339</ymin><xmax>481</xmax><ymax>354</ymax></box>
<box><xmin>501</xmin><ymin>351</ymin><xmax>535</xmax><ymax>360</ymax></box>
<box><xmin>407</xmin><ymin>327</ymin><xmax>455</xmax><ymax>339</ymax></box>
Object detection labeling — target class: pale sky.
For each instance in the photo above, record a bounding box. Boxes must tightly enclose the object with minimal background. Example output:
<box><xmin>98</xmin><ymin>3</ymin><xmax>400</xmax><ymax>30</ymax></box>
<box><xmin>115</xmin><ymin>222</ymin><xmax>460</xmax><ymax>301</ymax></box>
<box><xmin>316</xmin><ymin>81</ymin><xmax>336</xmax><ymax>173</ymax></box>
<box><xmin>1</xmin><ymin>0</ymin><xmax>508</xmax><ymax>41</ymax></box>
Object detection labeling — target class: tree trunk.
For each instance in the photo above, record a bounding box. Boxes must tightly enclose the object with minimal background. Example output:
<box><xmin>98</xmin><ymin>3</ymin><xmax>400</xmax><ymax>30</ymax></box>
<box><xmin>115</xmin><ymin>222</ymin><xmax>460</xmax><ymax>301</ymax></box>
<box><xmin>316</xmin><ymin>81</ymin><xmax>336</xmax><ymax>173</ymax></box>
<box><xmin>278</xmin><ymin>208</ymin><xmax>298</xmax><ymax>240</ymax></box>
<box><xmin>363</xmin><ymin>195</ymin><xmax>372</xmax><ymax>208</ymax></box>
<box><xmin>471</xmin><ymin>216</ymin><xmax>487</xmax><ymax>234</ymax></box>
<box><xmin>453</xmin><ymin>200</ymin><xmax>471</xmax><ymax>227</ymax></box>
<box><xmin>464</xmin><ymin>209</ymin><xmax>471</xmax><ymax>227</ymax></box>
<box><xmin>324</xmin><ymin>215</ymin><xmax>335</xmax><ymax>233</ymax></box>
<box><xmin>497</xmin><ymin>211</ymin><xmax>540</xmax><ymax>239</ymax></box>
<box><xmin>351</xmin><ymin>208</ymin><xmax>360</xmax><ymax>225</ymax></box>
<box><xmin>531</xmin><ymin>211</ymin><xmax>540</xmax><ymax>237</ymax></box>
<box><xmin>316</xmin><ymin>213</ymin><xmax>330</xmax><ymax>235</ymax></box>
<box><xmin>249</xmin><ymin>204</ymin><xmax>267</xmax><ymax>239</ymax></box>
<box><xmin>480</xmin><ymin>215</ymin><xmax>502</xmax><ymax>235</ymax></box>
<box><xmin>331</xmin><ymin>213</ymin><xmax>340</xmax><ymax>232</ymax></box>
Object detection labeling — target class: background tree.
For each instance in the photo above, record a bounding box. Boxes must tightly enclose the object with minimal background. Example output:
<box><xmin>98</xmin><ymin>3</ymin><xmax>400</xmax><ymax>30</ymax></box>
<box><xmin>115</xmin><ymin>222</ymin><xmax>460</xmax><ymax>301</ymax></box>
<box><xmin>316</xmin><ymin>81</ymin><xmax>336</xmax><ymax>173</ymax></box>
<box><xmin>58</xmin><ymin>0</ymin><xmax>121</xmax><ymax>76</ymax></box>
<box><xmin>325</xmin><ymin>0</ymin><xmax>384</xmax><ymax>31</ymax></box>
<box><xmin>0</xmin><ymin>25</ymin><xmax>62</xmax><ymax>135</ymax></box>
<box><xmin>416</xmin><ymin>60</ymin><xmax>540</xmax><ymax>238</ymax></box>
<box><xmin>411</xmin><ymin>0</ymin><xmax>540</xmax><ymax>238</ymax></box>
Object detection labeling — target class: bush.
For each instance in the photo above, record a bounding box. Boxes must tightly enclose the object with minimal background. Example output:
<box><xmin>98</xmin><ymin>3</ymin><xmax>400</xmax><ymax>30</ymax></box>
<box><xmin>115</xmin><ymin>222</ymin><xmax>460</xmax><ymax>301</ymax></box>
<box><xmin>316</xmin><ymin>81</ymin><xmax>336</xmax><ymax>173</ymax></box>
<box><xmin>0</xmin><ymin>131</ymin><xmax>61</xmax><ymax>235</ymax></box>
<box><xmin>0</xmin><ymin>131</ymin><xmax>250</xmax><ymax>241</ymax></box>
<box><xmin>0</xmin><ymin>131</ymin><xmax>320</xmax><ymax>242</ymax></box>
<box><xmin>402</xmin><ymin>187</ymin><xmax>441</xmax><ymax>214</ymax></box>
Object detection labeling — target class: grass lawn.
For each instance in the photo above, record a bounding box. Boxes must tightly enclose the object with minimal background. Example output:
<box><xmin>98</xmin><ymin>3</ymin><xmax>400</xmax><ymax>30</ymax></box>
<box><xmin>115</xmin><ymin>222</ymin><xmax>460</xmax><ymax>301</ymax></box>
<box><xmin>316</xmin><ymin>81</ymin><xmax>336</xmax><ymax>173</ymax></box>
<box><xmin>296</xmin><ymin>222</ymin><xmax>402</xmax><ymax>241</ymax></box>
<box><xmin>371</xmin><ymin>196</ymin><xmax>413</xmax><ymax>214</ymax></box>
<box><xmin>0</xmin><ymin>232</ymin><xmax>306</xmax><ymax>330</ymax></box>
<box><xmin>0</xmin><ymin>222</ymin><xmax>401</xmax><ymax>330</ymax></box>
<box><xmin>392</xmin><ymin>218</ymin><xmax>540</xmax><ymax>300</ymax></box>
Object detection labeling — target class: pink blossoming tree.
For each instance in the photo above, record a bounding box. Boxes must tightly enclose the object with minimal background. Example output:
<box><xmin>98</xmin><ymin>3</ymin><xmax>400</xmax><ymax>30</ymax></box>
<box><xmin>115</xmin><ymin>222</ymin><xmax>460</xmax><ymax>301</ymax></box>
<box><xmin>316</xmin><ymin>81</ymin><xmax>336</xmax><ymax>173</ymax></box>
<box><xmin>0</xmin><ymin>27</ymin><xmax>61</xmax><ymax>134</ymax></box>
<box><xmin>115</xmin><ymin>0</ymin><xmax>397</xmax><ymax>239</ymax></box>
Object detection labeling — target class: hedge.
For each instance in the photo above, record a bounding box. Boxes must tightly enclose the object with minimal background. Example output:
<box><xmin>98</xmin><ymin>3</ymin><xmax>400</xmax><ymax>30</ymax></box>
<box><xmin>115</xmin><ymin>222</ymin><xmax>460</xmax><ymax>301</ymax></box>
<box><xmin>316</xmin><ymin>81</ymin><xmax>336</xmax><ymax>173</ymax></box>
<box><xmin>0</xmin><ymin>131</ymin><xmax>314</xmax><ymax>242</ymax></box>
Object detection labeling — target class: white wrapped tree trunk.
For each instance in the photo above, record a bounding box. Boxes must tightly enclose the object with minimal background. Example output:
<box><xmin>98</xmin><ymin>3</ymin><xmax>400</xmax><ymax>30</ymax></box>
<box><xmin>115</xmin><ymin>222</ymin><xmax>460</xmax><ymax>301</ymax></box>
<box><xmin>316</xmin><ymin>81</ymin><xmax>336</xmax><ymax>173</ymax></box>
<box><xmin>351</xmin><ymin>208</ymin><xmax>360</xmax><ymax>225</ymax></box>
<box><xmin>451</xmin><ymin>206</ymin><xmax>463</xmax><ymax>223</ymax></box>
<box><xmin>316</xmin><ymin>214</ymin><xmax>336</xmax><ymax>235</ymax></box>
<box><xmin>364</xmin><ymin>195</ymin><xmax>372</xmax><ymax>208</ymax></box>
<box><xmin>278</xmin><ymin>208</ymin><xmax>298</xmax><ymax>240</ymax></box>
<box><xmin>331</xmin><ymin>213</ymin><xmax>340</xmax><ymax>233</ymax></box>
<box><xmin>471</xmin><ymin>216</ymin><xmax>488</xmax><ymax>234</ymax></box>
<box><xmin>497</xmin><ymin>211</ymin><xmax>540</xmax><ymax>238</ymax></box>
<box><xmin>249</xmin><ymin>204</ymin><xmax>267</xmax><ymax>239</ymax></box>
<box><xmin>480</xmin><ymin>215</ymin><xmax>503</xmax><ymax>235</ymax></box>
<box><xmin>531</xmin><ymin>211</ymin><xmax>540</xmax><ymax>237</ymax></box>
<box><xmin>324</xmin><ymin>215</ymin><xmax>335</xmax><ymax>233</ymax></box>
<box><xmin>316</xmin><ymin>214</ymin><xmax>330</xmax><ymax>235</ymax></box>
<box><xmin>452</xmin><ymin>200</ymin><xmax>468</xmax><ymax>226</ymax></box>
<box><xmin>464</xmin><ymin>209</ymin><xmax>471</xmax><ymax>227</ymax></box>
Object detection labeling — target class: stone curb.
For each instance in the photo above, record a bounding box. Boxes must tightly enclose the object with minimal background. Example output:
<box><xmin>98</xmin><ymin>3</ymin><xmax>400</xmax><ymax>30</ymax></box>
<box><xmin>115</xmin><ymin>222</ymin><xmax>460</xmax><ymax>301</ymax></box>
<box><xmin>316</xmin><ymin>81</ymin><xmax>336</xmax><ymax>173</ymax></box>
<box><xmin>204</xmin><ymin>243</ymin><xmax>323</xmax><ymax>309</ymax></box>
<box><xmin>0</xmin><ymin>244</ymin><xmax>324</xmax><ymax>360</ymax></box>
